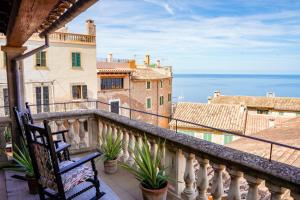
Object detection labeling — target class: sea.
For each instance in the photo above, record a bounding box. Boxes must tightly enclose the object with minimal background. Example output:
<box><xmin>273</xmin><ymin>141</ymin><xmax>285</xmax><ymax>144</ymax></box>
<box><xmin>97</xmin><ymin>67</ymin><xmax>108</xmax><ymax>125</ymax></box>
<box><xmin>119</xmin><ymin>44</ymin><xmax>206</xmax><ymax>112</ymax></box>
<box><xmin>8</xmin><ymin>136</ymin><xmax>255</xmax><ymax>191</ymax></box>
<box><xmin>172</xmin><ymin>74</ymin><xmax>300</xmax><ymax>103</ymax></box>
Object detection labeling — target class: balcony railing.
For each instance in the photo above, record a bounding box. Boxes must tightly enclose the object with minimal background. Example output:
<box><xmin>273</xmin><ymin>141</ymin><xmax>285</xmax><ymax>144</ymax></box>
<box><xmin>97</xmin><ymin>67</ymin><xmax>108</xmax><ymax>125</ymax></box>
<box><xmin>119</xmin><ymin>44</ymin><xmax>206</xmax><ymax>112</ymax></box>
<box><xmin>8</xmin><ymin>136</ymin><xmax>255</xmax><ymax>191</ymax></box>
<box><xmin>0</xmin><ymin>109</ymin><xmax>299</xmax><ymax>199</ymax></box>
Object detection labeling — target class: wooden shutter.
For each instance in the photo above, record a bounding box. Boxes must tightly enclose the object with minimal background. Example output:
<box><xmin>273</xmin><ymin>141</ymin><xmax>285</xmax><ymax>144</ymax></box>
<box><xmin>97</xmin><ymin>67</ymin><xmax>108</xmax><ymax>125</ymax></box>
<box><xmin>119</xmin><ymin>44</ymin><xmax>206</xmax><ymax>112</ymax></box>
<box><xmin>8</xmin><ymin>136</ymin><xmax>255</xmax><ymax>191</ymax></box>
<box><xmin>82</xmin><ymin>85</ymin><xmax>87</xmax><ymax>99</ymax></box>
<box><xmin>72</xmin><ymin>85</ymin><xmax>78</xmax><ymax>99</ymax></box>
<box><xmin>36</xmin><ymin>52</ymin><xmax>41</xmax><ymax>66</ymax></box>
<box><xmin>43</xmin><ymin>86</ymin><xmax>49</xmax><ymax>112</ymax></box>
<box><xmin>41</xmin><ymin>52</ymin><xmax>46</xmax><ymax>66</ymax></box>
<box><xmin>76</xmin><ymin>53</ymin><xmax>81</xmax><ymax>67</ymax></box>
<box><xmin>36</xmin><ymin>87</ymin><xmax>42</xmax><ymax>113</ymax></box>
<box><xmin>72</xmin><ymin>52</ymin><xmax>76</xmax><ymax>67</ymax></box>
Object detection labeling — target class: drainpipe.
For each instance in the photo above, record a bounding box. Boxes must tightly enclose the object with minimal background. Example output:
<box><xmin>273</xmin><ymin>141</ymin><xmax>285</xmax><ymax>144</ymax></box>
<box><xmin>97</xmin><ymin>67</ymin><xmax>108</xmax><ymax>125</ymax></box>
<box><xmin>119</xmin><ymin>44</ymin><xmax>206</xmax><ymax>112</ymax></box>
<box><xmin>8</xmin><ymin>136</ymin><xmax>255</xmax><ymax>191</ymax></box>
<box><xmin>13</xmin><ymin>35</ymin><xmax>49</xmax><ymax>110</ymax></box>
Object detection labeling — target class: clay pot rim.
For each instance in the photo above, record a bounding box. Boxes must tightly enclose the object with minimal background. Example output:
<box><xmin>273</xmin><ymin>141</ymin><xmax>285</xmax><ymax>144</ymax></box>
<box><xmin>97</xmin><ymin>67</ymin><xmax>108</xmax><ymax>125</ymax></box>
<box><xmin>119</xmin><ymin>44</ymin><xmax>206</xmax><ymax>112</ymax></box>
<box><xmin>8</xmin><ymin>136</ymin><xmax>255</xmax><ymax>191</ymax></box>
<box><xmin>140</xmin><ymin>181</ymin><xmax>168</xmax><ymax>193</ymax></box>
<box><xmin>104</xmin><ymin>158</ymin><xmax>118</xmax><ymax>163</ymax></box>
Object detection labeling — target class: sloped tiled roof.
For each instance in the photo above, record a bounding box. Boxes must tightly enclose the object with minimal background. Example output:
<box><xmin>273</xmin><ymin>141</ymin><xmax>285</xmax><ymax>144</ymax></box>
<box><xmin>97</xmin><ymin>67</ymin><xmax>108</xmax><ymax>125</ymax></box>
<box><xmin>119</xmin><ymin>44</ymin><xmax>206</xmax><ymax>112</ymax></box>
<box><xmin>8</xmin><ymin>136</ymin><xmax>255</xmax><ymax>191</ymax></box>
<box><xmin>97</xmin><ymin>61</ymin><xmax>133</xmax><ymax>74</ymax></box>
<box><xmin>131</xmin><ymin>68</ymin><xmax>170</xmax><ymax>80</ymax></box>
<box><xmin>211</xmin><ymin>95</ymin><xmax>300</xmax><ymax>111</ymax></box>
<box><xmin>228</xmin><ymin>117</ymin><xmax>300</xmax><ymax>167</ymax></box>
<box><xmin>245</xmin><ymin>114</ymin><xmax>293</xmax><ymax>135</ymax></box>
<box><xmin>169</xmin><ymin>102</ymin><xmax>247</xmax><ymax>133</ymax></box>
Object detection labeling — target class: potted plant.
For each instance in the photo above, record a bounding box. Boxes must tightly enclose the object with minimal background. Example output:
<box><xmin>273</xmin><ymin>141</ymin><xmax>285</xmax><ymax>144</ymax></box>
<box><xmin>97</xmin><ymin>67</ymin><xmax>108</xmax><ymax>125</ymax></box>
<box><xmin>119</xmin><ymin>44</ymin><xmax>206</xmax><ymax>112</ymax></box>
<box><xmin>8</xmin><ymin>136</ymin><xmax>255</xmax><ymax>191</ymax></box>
<box><xmin>102</xmin><ymin>133</ymin><xmax>122</xmax><ymax>174</ymax></box>
<box><xmin>4</xmin><ymin>128</ymin><xmax>12</xmax><ymax>152</ymax></box>
<box><xmin>121</xmin><ymin>136</ymin><xmax>169</xmax><ymax>200</ymax></box>
<box><xmin>3</xmin><ymin>139</ymin><xmax>38</xmax><ymax>194</ymax></box>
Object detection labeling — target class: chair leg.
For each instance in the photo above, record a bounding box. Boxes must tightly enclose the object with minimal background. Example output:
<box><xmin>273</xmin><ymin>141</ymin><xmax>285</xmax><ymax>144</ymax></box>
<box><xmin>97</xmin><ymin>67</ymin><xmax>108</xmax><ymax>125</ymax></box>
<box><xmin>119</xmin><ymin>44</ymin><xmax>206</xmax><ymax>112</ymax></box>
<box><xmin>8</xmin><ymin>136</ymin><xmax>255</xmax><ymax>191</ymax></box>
<box><xmin>91</xmin><ymin>159</ymin><xmax>102</xmax><ymax>199</ymax></box>
<box><xmin>38</xmin><ymin>185</ymin><xmax>46</xmax><ymax>200</ymax></box>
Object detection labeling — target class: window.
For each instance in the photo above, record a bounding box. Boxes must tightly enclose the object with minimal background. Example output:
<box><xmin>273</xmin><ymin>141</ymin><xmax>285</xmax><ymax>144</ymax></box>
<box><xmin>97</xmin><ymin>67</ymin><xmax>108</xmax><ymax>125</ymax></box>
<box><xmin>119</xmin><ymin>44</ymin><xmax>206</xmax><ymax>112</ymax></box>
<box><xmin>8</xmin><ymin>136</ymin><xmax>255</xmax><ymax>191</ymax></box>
<box><xmin>3</xmin><ymin>88</ymin><xmax>9</xmax><ymax>115</ymax></box>
<box><xmin>146</xmin><ymin>81</ymin><xmax>151</xmax><ymax>89</ymax></box>
<box><xmin>101</xmin><ymin>78</ymin><xmax>124</xmax><ymax>90</ymax></box>
<box><xmin>159</xmin><ymin>80</ymin><xmax>163</xmax><ymax>88</ymax></box>
<box><xmin>279</xmin><ymin>112</ymin><xmax>284</xmax><ymax>116</ymax></box>
<box><xmin>224</xmin><ymin>134</ymin><xmax>233</xmax><ymax>144</ymax></box>
<box><xmin>257</xmin><ymin>110</ymin><xmax>269</xmax><ymax>115</ymax></box>
<box><xmin>203</xmin><ymin>133</ymin><xmax>212</xmax><ymax>142</ymax></box>
<box><xmin>72</xmin><ymin>52</ymin><xmax>81</xmax><ymax>67</ymax></box>
<box><xmin>159</xmin><ymin>96</ymin><xmax>164</xmax><ymax>106</ymax></box>
<box><xmin>36</xmin><ymin>51</ymin><xmax>46</xmax><ymax>67</ymax></box>
<box><xmin>146</xmin><ymin>98</ymin><xmax>152</xmax><ymax>109</ymax></box>
<box><xmin>35</xmin><ymin>86</ymin><xmax>50</xmax><ymax>113</ymax></box>
<box><xmin>180</xmin><ymin>130</ymin><xmax>195</xmax><ymax>137</ymax></box>
<box><xmin>110</xmin><ymin>100</ymin><xmax>120</xmax><ymax>114</ymax></box>
<box><xmin>72</xmin><ymin>85</ymin><xmax>87</xmax><ymax>99</ymax></box>
<box><xmin>297</xmin><ymin>112</ymin><xmax>300</xmax><ymax>117</ymax></box>
<box><xmin>168</xmin><ymin>93</ymin><xmax>172</xmax><ymax>102</ymax></box>
<box><xmin>3</xmin><ymin>52</ymin><xmax>7</xmax><ymax>68</ymax></box>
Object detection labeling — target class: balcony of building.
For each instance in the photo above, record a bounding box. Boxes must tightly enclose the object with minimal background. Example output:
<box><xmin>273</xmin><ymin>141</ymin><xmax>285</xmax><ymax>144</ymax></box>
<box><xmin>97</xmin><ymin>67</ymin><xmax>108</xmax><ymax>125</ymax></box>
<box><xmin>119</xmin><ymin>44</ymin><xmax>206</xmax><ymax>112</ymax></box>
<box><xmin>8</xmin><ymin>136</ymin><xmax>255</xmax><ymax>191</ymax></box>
<box><xmin>1</xmin><ymin>108</ymin><xmax>300</xmax><ymax>200</ymax></box>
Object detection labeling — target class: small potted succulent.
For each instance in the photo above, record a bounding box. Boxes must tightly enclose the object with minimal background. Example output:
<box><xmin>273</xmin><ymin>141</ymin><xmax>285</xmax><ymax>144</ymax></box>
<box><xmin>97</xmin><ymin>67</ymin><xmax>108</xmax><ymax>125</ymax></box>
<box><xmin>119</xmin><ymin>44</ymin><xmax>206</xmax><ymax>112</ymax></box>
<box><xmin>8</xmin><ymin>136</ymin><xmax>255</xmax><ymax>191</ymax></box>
<box><xmin>102</xmin><ymin>133</ymin><xmax>122</xmax><ymax>174</ymax></box>
<box><xmin>122</xmin><ymin>136</ymin><xmax>169</xmax><ymax>200</ymax></box>
<box><xmin>4</xmin><ymin>128</ymin><xmax>12</xmax><ymax>152</ymax></box>
<box><xmin>3</xmin><ymin>139</ymin><xmax>37</xmax><ymax>194</ymax></box>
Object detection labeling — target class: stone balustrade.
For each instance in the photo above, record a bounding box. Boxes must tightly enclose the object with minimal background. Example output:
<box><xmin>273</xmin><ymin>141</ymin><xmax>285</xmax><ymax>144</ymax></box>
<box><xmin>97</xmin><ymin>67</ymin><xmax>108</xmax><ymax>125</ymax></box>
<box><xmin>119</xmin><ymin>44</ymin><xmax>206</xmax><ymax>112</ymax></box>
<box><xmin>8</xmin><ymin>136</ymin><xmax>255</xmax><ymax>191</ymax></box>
<box><xmin>1</xmin><ymin>109</ymin><xmax>299</xmax><ymax>200</ymax></box>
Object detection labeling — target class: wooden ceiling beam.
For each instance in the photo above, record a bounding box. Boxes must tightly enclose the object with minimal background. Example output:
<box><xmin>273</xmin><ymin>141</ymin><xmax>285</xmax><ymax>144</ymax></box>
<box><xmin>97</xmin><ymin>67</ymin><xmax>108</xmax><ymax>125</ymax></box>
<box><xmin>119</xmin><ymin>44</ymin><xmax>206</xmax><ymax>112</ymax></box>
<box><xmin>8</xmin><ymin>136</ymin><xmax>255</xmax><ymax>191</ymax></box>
<box><xmin>6</xmin><ymin>0</ymin><xmax>61</xmax><ymax>47</ymax></box>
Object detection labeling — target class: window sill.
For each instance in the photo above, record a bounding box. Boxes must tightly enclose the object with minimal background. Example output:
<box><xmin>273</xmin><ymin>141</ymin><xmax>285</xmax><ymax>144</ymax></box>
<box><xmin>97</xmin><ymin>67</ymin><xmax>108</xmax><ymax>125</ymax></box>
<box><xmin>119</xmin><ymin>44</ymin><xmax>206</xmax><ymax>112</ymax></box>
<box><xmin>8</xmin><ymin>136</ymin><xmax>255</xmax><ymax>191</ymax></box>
<box><xmin>35</xmin><ymin>66</ymin><xmax>49</xmax><ymax>70</ymax></box>
<box><xmin>71</xmin><ymin>66</ymin><xmax>83</xmax><ymax>70</ymax></box>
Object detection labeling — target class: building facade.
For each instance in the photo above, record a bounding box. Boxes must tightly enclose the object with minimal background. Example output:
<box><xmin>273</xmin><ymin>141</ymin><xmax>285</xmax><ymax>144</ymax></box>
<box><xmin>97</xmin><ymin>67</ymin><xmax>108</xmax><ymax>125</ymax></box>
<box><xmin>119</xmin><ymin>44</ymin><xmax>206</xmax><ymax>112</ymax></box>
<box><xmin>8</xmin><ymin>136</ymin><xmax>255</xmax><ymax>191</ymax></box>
<box><xmin>97</xmin><ymin>54</ymin><xmax>172</xmax><ymax>128</ymax></box>
<box><xmin>0</xmin><ymin>20</ymin><xmax>98</xmax><ymax>115</ymax></box>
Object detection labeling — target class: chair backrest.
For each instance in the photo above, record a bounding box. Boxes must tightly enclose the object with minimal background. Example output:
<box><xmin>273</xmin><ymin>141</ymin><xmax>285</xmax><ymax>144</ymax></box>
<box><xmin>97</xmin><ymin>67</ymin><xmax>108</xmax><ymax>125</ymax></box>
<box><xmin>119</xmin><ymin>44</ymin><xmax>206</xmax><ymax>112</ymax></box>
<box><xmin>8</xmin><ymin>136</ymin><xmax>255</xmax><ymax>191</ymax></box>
<box><xmin>13</xmin><ymin>104</ymin><xmax>34</xmax><ymax>140</ymax></box>
<box><xmin>23</xmin><ymin>120</ymin><xmax>62</xmax><ymax>192</ymax></box>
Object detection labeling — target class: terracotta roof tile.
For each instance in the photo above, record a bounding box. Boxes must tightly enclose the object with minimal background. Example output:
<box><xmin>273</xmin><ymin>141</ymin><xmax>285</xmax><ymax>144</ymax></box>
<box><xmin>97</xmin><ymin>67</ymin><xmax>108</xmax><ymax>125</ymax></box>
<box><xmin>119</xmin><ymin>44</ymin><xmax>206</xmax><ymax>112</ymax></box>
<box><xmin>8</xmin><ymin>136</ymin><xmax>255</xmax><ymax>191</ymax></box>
<box><xmin>211</xmin><ymin>95</ymin><xmax>300</xmax><ymax>111</ymax></box>
<box><xmin>169</xmin><ymin>102</ymin><xmax>246</xmax><ymax>133</ymax></box>
<box><xmin>131</xmin><ymin>68</ymin><xmax>170</xmax><ymax>80</ymax></box>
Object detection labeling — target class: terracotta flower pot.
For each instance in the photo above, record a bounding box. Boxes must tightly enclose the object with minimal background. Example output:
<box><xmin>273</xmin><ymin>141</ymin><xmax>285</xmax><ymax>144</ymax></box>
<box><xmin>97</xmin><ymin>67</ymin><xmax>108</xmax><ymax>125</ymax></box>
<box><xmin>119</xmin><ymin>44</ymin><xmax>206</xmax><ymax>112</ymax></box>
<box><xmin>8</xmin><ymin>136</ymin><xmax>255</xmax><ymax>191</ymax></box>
<box><xmin>26</xmin><ymin>175</ymin><xmax>38</xmax><ymax>194</ymax></box>
<box><xmin>140</xmin><ymin>182</ymin><xmax>168</xmax><ymax>200</ymax></box>
<box><xmin>104</xmin><ymin>159</ymin><xmax>118</xmax><ymax>174</ymax></box>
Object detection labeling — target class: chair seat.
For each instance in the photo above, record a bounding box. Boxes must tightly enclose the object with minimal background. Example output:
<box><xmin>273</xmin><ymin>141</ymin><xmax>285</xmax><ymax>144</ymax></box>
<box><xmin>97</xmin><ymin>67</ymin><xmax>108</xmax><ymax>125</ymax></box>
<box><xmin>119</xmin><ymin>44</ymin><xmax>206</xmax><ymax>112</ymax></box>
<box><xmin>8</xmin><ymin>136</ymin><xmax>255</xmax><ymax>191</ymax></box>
<box><xmin>55</xmin><ymin>141</ymin><xmax>71</xmax><ymax>153</ymax></box>
<box><xmin>59</xmin><ymin>161</ymin><xmax>94</xmax><ymax>191</ymax></box>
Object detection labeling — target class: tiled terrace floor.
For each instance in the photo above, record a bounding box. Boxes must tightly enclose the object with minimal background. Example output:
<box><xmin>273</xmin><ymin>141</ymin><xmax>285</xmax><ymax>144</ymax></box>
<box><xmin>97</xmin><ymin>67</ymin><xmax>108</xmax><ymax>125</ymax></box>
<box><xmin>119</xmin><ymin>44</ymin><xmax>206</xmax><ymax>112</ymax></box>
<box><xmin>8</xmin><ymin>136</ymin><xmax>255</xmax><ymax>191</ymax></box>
<box><xmin>0</xmin><ymin>159</ymin><xmax>141</xmax><ymax>200</ymax></box>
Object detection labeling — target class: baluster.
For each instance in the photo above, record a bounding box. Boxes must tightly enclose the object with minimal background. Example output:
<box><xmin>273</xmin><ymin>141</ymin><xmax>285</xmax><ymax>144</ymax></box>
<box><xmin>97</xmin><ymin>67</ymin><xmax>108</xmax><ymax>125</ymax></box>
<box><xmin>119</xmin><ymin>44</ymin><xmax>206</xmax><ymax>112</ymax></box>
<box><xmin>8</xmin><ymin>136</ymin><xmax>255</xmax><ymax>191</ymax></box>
<box><xmin>181</xmin><ymin>153</ymin><xmax>197</xmax><ymax>200</ymax></box>
<box><xmin>98</xmin><ymin>120</ymin><xmax>103</xmax><ymax>149</ymax></box>
<box><xmin>111</xmin><ymin>125</ymin><xmax>117</xmax><ymax>141</ymax></box>
<box><xmin>101</xmin><ymin>122</ymin><xmax>107</xmax><ymax>149</ymax></box>
<box><xmin>196</xmin><ymin>158</ymin><xmax>209</xmax><ymax>200</ymax></box>
<box><xmin>78</xmin><ymin>119</ymin><xmax>87</xmax><ymax>148</ymax></box>
<box><xmin>120</xmin><ymin>129</ymin><xmax>129</xmax><ymax>163</ymax></box>
<box><xmin>244</xmin><ymin>175</ymin><xmax>262</xmax><ymax>200</ymax></box>
<box><xmin>228</xmin><ymin>169</ymin><xmax>243</xmax><ymax>200</ymax></box>
<box><xmin>176</xmin><ymin>149</ymin><xmax>186</xmax><ymax>195</ymax></box>
<box><xmin>133</xmin><ymin>134</ymin><xmax>142</xmax><ymax>169</ymax></box>
<box><xmin>159</xmin><ymin>141</ymin><xmax>166</xmax><ymax>169</ymax></box>
<box><xmin>55</xmin><ymin>120</ymin><xmax>65</xmax><ymax>141</ymax></box>
<box><xmin>67</xmin><ymin>119</ymin><xmax>77</xmax><ymax>148</ymax></box>
<box><xmin>127</xmin><ymin>131</ymin><xmax>135</xmax><ymax>167</ymax></box>
<box><xmin>211</xmin><ymin>164</ymin><xmax>225</xmax><ymax>200</ymax></box>
<box><xmin>106</xmin><ymin>123</ymin><xmax>112</xmax><ymax>138</ymax></box>
<box><xmin>116</xmin><ymin>127</ymin><xmax>123</xmax><ymax>158</ymax></box>
<box><xmin>266</xmin><ymin>183</ymin><xmax>287</xmax><ymax>200</ymax></box>
<box><xmin>150</xmin><ymin>139</ymin><xmax>157</xmax><ymax>160</ymax></box>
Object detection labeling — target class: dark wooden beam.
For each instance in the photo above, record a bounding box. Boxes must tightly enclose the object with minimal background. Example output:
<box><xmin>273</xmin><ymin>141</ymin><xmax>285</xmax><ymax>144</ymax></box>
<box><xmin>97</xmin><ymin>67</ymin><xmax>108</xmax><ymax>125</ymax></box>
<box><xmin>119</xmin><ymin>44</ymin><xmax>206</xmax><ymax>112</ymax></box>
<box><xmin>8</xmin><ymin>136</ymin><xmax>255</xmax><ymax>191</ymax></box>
<box><xmin>6</xmin><ymin>0</ymin><xmax>60</xmax><ymax>47</ymax></box>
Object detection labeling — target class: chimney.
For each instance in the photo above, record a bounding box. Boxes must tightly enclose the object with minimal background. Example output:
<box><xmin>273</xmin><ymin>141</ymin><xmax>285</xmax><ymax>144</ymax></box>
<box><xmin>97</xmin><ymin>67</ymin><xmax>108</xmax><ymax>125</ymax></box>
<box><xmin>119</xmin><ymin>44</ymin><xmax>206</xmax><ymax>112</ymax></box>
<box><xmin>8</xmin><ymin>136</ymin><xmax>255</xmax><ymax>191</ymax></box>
<box><xmin>156</xmin><ymin>59</ymin><xmax>161</xmax><ymax>68</ymax></box>
<box><xmin>107</xmin><ymin>53</ymin><xmax>113</xmax><ymax>62</ymax></box>
<box><xmin>207</xmin><ymin>96</ymin><xmax>212</xmax><ymax>104</ymax></box>
<box><xmin>240</xmin><ymin>103</ymin><xmax>246</xmax><ymax>113</ymax></box>
<box><xmin>266</xmin><ymin>92</ymin><xmax>275</xmax><ymax>97</ymax></box>
<box><xmin>144</xmin><ymin>55</ymin><xmax>150</xmax><ymax>66</ymax></box>
<box><xmin>269</xmin><ymin>118</ymin><xmax>275</xmax><ymax>128</ymax></box>
<box><xmin>86</xmin><ymin>19</ymin><xmax>96</xmax><ymax>35</ymax></box>
<box><xmin>213</xmin><ymin>91</ymin><xmax>221</xmax><ymax>98</ymax></box>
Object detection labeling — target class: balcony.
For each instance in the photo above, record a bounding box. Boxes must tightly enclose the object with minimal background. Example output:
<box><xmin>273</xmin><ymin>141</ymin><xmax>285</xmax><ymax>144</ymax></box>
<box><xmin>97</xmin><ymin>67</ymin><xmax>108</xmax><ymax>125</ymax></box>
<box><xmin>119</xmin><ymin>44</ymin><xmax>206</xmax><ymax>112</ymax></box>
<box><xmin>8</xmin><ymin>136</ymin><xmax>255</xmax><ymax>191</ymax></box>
<box><xmin>1</xmin><ymin>109</ymin><xmax>299</xmax><ymax>200</ymax></box>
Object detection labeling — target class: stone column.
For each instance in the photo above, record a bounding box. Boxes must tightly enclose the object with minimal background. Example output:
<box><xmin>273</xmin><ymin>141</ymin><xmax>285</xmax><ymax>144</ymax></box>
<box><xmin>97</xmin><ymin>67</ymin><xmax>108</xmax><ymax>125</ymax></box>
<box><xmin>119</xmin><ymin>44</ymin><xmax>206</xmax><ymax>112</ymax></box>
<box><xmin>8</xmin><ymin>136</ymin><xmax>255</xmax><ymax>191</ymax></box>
<box><xmin>196</xmin><ymin>158</ymin><xmax>209</xmax><ymax>200</ymax></box>
<box><xmin>55</xmin><ymin>120</ymin><xmax>65</xmax><ymax>141</ymax></box>
<box><xmin>176</xmin><ymin>148</ymin><xmax>186</xmax><ymax>196</ymax></box>
<box><xmin>244</xmin><ymin>175</ymin><xmax>262</xmax><ymax>200</ymax></box>
<box><xmin>98</xmin><ymin>120</ymin><xmax>103</xmax><ymax>149</ymax></box>
<box><xmin>127</xmin><ymin>132</ymin><xmax>135</xmax><ymax>167</ymax></box>
<box><xmin>228</xmin><ymin>169</ymin><xmax>243</xmax><ymax>200</ymax></box>
<box><xmin>181</xmin><ymin>153</ymin><xmax>197</xmax><ymax>200</ymax></box>
<box><xmin>78</xmin><ymin>118</ymin><xmax>87</xmax><ymax>148</ymax></box>
<box><xmin>266</xmin><ymin>183</ymin><xmax>287</xmax><ymax>200</ymax></box>
<box><xmin>1</xmin><ymin>46</ymin><xmax>27</xmax><ymax>148</ymax></box>
<box><xmin>211</xmin><ymin>164</ymin><xmax>225</xmax><ymax>200</ymax></box>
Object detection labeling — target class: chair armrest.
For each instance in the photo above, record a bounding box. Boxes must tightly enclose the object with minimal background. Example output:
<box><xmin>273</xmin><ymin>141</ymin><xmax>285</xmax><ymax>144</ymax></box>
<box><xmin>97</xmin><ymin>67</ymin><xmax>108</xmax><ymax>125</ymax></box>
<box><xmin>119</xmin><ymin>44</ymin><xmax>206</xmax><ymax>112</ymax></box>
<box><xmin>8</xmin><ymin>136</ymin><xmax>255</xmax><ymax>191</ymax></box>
<box><xmin>52</xmin><ymin>129</ymin><xmax>69</xmax><ymax>136</ymax></box>
<box><xmin>59</xmin><ymin>152</ymin><xmax>101</xmax><ymax>174</ymax></box>
<box><xmin>55</xmin><ymin>142</ymin><xmax>71</xmax><ymax>153</ymax></box>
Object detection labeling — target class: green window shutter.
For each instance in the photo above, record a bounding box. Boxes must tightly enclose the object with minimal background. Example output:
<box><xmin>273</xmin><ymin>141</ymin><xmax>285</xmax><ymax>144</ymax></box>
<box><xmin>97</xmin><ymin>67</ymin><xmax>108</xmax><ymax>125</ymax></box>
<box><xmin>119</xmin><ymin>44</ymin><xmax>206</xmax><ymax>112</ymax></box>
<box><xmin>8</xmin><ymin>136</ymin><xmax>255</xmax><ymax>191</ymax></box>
<box><xmin>224</xmin><ymin>134</ymin><xmax>233</xmax><ymax>144</ymax></box>
<box><xmin>36</xmin><ymin>52</ymin><xmax>41</xmax><ymax>66</ymax></box>
<box><xmin>204</xmin><ymin>133</ymin><xmax>212</xmax><ymax>142</ymax></box>
<box><xmin>82</xmin><ymin>85</ymin><xmax>87</xmax><ymax>99</ymax></box>
<box><xmin>72</xmin><ymin>53</ymin><xmax>76</xmax><ymax>67</ymax></box>
<box><xmin>76</xmin><ymin>53</ymin><xmax>81</xmax><ymax>67</ymax></box>
<box><xmin>147</xmin><ymin>98</ymin><xmax>151</xmax><ymax>109</ymax></box>
<box><xmin>41</xmin><ymin>52</ymin><xmax>46</xmax><ymax>66</ymax></box>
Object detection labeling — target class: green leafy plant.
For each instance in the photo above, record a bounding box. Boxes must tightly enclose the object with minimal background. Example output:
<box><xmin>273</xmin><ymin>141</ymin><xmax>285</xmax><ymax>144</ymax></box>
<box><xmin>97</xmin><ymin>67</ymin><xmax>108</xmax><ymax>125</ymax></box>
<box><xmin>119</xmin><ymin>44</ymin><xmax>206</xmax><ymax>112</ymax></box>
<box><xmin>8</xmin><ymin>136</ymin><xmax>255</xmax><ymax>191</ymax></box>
<box><xmin>4</xmin><ymin>127</ymin><xmax>11</xmax><ymax>143</ymax></box>
<box><xmin>2</xmin><ymin>139</ymin><xmax>34</xmax><ymax>177</ymax></box>
<box><xmin>102</xmin><ymin>133</ymin><xmax>122</xmax><ymax>161</ymax></box>
<box><xmin>121</xmin><ymin>136</ymin><xmax>168</xmax><ymax>190</ymax></box>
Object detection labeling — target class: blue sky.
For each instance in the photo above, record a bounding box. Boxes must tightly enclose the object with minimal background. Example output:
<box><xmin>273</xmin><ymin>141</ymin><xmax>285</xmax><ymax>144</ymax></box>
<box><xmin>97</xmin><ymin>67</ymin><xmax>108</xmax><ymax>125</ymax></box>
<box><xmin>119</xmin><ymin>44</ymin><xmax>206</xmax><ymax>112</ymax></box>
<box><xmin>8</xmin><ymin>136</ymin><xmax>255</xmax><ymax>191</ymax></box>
<box><xmin>69</xmin><ymin>0</ymin><xmax>300</xmax><ymax>74</ymax></box>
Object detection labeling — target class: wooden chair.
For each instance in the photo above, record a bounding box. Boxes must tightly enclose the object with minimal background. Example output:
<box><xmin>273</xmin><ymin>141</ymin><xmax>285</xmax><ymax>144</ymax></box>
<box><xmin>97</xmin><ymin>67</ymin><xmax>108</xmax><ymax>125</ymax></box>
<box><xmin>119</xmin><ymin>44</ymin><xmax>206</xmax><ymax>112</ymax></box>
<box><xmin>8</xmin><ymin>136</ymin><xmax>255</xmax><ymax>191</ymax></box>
<box><xmin>13</xmin><ymin>103</ymin><xmax>71</xmax><ymax>161</ymax></box>
<box><xmin>24</xmin><ymin>119</ymin><xmax>105</xmax><ymax>200</ymax></box>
